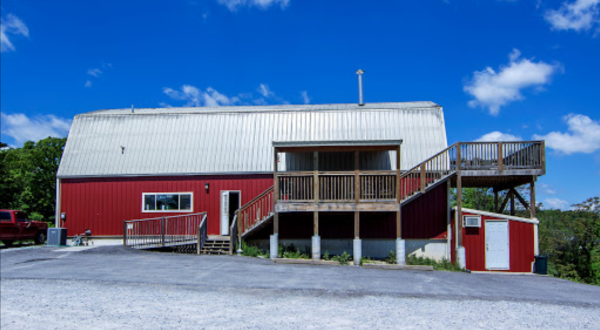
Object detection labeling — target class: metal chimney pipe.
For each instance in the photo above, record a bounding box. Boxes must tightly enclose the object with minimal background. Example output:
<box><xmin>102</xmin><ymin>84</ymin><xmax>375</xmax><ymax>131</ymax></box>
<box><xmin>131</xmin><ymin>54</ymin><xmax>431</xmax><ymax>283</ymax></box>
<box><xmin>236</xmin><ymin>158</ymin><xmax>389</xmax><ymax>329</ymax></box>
<box><xmin>356</xmin><ymin>69</ymin><xmax>365</xmax><ymax>106</ymax></box>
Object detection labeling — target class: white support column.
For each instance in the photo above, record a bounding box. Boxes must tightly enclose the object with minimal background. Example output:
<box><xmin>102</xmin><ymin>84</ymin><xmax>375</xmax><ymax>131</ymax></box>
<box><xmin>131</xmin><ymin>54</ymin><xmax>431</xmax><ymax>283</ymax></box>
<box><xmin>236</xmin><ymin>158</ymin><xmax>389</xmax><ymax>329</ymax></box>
<box><xmin>396</xmin><ymin>238</ymin><xmax>406</xmax><ymax>265</ymax></box>
<box><xmin>270</xmin><ymin>234</ymin><xmax>278</xmax><ymax>259</ymax></box>
<box><xmin>353</xmin><ymin>238</ymin><xmax>362</xmax><ymax>265</ymax></box>
<box><xmin>312</xmin><ymin>235</ymin><xmax>321</xmax><ymax>260</ymax></box>
<box><xmin>55</xmin><ymin>178</ymin><xmax>61</xmax><ymax>228</ymax></box>
<box><xmin>457</xmin><ymin>246</ymin><xmax>466</xmax><ymax>269</ymax></box>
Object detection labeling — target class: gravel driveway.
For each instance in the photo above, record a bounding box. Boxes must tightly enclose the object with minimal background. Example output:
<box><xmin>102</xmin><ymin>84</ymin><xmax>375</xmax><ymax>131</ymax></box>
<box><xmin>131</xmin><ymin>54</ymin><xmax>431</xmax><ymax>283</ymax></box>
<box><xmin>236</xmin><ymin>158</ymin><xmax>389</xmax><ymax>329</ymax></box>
<box><xmin>2</xmin><ymin>245</ymin><xmax>599</xmax><ymax>329</ymax></box>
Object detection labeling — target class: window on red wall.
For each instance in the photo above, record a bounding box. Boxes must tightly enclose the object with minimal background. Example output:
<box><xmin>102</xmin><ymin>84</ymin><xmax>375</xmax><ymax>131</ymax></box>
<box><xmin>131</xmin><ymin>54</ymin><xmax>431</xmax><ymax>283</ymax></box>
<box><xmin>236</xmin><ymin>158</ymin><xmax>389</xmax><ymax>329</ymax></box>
<box><xmin>142</xmin><ymin>193</ymin><xmax>193</xmax><ymax>212</ymax></box>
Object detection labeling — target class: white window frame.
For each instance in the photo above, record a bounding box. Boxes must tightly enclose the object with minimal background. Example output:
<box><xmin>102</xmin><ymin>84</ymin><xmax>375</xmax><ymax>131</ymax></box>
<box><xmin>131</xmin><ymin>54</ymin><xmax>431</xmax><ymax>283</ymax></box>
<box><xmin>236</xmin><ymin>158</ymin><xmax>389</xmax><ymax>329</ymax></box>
<box><xmin>463</xmin><ymin>215</ymin><xmax>481</xmax><ymax>228</ymax></box>
<box><xmin>142</xmin><ymin>192</ymin><xmax>194</xmax><ymax>213</ymax></box>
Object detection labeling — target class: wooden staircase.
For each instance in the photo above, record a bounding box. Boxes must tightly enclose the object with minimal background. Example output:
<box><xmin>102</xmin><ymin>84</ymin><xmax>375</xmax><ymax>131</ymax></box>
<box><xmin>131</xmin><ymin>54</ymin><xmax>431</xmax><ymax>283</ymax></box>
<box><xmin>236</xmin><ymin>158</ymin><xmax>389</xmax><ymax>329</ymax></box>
<box><xmin>199</xmin><ymin>236</ymin><xmax>231</xmax><ymax>255</ymax></box>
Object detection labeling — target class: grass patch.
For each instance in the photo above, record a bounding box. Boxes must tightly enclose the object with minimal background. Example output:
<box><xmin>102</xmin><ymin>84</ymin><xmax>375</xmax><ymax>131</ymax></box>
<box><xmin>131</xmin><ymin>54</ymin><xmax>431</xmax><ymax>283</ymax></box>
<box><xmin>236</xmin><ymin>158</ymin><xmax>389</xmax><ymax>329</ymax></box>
<box><xmin>407</xmin><ymin>255</ymin><xmax>464</xmax><ymax>272</ymax></box>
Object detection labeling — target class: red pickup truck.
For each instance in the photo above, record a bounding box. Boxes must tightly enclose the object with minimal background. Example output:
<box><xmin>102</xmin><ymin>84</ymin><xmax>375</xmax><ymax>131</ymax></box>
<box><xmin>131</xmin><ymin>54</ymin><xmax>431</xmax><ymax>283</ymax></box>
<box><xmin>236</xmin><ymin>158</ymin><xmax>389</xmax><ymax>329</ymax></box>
<box><xmin>0</xmin><ymin>210</ymin><xmax>48</xmax><ymax>246</ymax></box>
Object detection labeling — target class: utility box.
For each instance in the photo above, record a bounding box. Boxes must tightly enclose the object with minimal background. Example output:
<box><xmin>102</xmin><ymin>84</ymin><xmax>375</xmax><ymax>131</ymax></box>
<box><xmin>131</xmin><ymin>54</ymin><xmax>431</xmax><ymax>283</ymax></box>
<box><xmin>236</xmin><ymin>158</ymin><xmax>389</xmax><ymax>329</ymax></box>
<box><xmin>47</xmin><ymin>228</ymin><xmax>67</xmax><ymax>246</ymax></box>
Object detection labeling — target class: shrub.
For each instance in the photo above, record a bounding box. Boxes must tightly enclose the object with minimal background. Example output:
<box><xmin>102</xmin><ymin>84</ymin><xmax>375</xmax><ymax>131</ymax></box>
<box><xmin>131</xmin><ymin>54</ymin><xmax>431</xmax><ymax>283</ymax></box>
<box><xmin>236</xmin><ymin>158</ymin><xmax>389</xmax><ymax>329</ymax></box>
<box><xmin>333</xmin><ymin>251</ymin><xmax>351</xmax><ymax>265</ymax></box>
<box><xmin>384</xmin><ymin>251</ymin><xmax>396</xmax><ymax>264</ymax></box>
<box><xmin>240</xmin><ymin>241</ymin><xmax>268</xmax><ymax>258</ymax></box>
<box><xmin>407</xmin><ymin>255</ymin><xmax>464</xmax><ymax>272</ymax></box>
<box><xmin>323</xmin><ymin>250</ymin><xmax>330</xmax><ymax>260</ymax></box>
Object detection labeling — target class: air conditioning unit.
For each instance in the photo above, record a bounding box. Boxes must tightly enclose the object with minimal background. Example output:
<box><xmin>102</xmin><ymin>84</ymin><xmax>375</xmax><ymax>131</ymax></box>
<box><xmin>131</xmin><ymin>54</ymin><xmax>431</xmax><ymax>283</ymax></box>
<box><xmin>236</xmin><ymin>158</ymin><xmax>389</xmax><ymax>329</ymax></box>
<box><xmin>47</xmin><ymin>228</ymin><xmax>67</xmax><ymax>246</ymax></box>
<box><xmin>463</xmin><ymin>216</ymin><xmax>481</xmax><ymax>228</ymax></box>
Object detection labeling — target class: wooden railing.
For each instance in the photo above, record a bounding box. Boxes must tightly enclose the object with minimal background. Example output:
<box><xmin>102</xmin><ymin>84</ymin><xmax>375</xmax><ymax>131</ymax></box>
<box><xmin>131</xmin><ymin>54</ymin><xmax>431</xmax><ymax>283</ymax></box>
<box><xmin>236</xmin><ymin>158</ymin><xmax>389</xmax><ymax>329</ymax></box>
<box><xmin>278</xmin><ymin>173</ymin><xmax>313</xmax><ymax>201</ymax></box>
<box><xmin>320</xmin><ymin>173</ymin><xmax>355</xmax><ymax>202</ymax></box>
<box><xmin>275</xmin><ymin>141</ymin><xmax>545</xmax><ymax>204</ymax></box>
<box><xmin>229</xmin><ymin>214</ymin><xmax>238</xmax><ymax>255</ymax></box>
<box><xmin>237</xmin><ymin>186</ymin><xmax>274</xmax><ymax>236</ymax></box>
<box><xmin>196</xmin><ymin>215</ymin><xmax>208</xmax><ymax>255</ymax></box>
<box><xmin>123</xmin><ymin>212</ymin><xmax>206</xmax><ymax>249</ymax></box>
<box><xmin>359</xmin><ymin>173</ymin><xmax>396</xmax><ymax>201</ymax></box>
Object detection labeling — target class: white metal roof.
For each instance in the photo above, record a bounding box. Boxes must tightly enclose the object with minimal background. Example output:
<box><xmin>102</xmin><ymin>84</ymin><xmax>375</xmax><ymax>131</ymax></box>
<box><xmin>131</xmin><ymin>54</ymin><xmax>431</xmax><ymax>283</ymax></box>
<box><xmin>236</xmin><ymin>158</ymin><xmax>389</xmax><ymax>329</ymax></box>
<box><xmin>57</xmin><ymin>102</ymin><xmax>448</xmax><ymax>178</ymax></box>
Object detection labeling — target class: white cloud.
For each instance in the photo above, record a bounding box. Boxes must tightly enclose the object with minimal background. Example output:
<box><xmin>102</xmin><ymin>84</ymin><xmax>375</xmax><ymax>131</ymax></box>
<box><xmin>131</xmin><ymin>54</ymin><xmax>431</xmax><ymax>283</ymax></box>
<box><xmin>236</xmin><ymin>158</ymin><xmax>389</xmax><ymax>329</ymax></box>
<box><xmin>0</xmin><ymin>113</ymin><xmax>72</xmax><ymax>146</ymax></box>
<box><xmin>538</xmin><ymin>183</ymin><xmax>556</xmax><ymax>195</ymax></box>
<box><xmin>87</xmin><ymin>68</ymin><xmax>103</xmax><ymax>77</ymax></box>
<box><xmin>163</xmin><ymin>83</ymin><xmax>294</xmax><ymax>108</ymax></box>
<box><xmin>163</xmin><ymin>85</ymin><xmax>240</xmax><ymax>107</ymax></box>
<box><xmin>301</xmin><ymin>91</ymin><xmax>310</xmax><ymax>104</ymax></box>
<box><xmin>217</xmin><ymin>0</ymin><xmax>289</xmax><ymax>11</ymax></box>
<box><xmin>85</xmin><ymin>80</ymin><xmax>92</xmax><ymax>88</ymax></box>
<box><xmin>258</xmin><ymin>84</ymin><xmax>273</xmax><ymax>98</ymax></box>
<box><xmin>464</xmin><ymin>49</ymin><xmax>560</xmax><ymax>115</ymax></box>
<box><xmin>0</xmin><ymin>13</ymin><xmax>29</xmax><ymax>52</ymax></box>
<box><xmin>533</xmin><ymin>114</ymin><xmax>600</xmax><ymax>154</ymax></box>
<box><xmin>543</xmin><ymin>198</ymin><xmax>570</xmax><ymax>210</ymax></box>
<box><xmin>545</xmin><ymin>0</ymin><xmax>600</xmax><ymax>32</ymax></box>
<box><xmin>475</xmin><ymin>131</ymin><xmax>522</xmax><ymax>142</ymax></box>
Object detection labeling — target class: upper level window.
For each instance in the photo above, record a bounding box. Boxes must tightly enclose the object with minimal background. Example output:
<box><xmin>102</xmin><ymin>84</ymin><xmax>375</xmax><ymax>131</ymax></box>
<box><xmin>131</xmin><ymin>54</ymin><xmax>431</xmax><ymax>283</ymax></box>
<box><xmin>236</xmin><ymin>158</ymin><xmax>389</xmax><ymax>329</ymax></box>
<box><xmin>142</xmin><ymin>193</ymin><xmax>193</xmax><ymax>212</ymax></box>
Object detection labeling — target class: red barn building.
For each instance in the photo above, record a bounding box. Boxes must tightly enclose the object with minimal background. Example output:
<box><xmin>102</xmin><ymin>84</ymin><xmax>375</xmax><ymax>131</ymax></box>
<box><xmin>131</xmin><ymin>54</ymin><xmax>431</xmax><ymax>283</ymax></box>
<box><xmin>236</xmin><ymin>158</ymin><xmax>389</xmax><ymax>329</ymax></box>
<box><xmin>56</xmin><ymin>102</ymin><xmax>545</xmax><ymax>271</ymax></box>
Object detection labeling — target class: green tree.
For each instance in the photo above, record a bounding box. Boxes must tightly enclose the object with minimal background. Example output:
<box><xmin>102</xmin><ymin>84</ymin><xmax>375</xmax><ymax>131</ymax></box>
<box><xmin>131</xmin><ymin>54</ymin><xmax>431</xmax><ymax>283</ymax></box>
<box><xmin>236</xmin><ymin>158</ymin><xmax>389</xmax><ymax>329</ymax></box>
<box><xmin>0</xmin><ymin>137</ymin><xmax>66</xmax><ymax>223</ymax></box>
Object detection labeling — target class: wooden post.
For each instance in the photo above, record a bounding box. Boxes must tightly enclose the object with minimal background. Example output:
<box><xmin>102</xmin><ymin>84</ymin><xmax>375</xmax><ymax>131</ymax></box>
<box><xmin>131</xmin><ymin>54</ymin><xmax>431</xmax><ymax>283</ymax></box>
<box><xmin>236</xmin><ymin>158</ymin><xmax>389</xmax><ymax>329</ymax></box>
<box><xmin>456</xmin><ymin>173</ymin><xmax>463</xmax><ymax>247</ymax></box>
<box><xmin>420</xmin><ymin>163</ymin><xmax>427</xmax><ymax>193</ymax></box>
<box><xmin>354</xmin><ymin>211</ymin><xmax>360</xmax><ymax>239</ymax></box>
<box><xmin>314</xmin><ymin>151</ymin><xmax>319</xmax><ymax>203</ymax></box>
<box><xmin>273</xmin><ymin>148</ymin><xmax>278</xmax><ymax>202</ymax></box>
<box><xmin>498</xmin><ymin>142</ymin><xmax>503</xmax><ymax>172</ymax></box>
<box><xmin>541</xmin><ymin>140</ymin><xmax>546</xmax><ymax>170</ymax></box>
<box><xmin>493</xmin><ymin>188</ymin><xmax>499</xmax><ymax>213</ymax></box>
<box><xmin>354</xmin><ymin>151</ymin><xmax>360</xmax><ymax>203</ymax></box>
<box><xmin>273</xmin><ymin>147</ymin><xmax>279</xmax><ymax>235</ymax></box>
<box><xmin>236</xmin><ymin>210</ymin><xmax>242</xmax><ymax>245</ymax></box>
<box><xmin>396</xmin><ymin>208</ymin><xmax>401</xmax><ymax>239</ymax></box>
<box><xmin>161</xmin><ymin>216</ymin><xmax>165</xmax><ymax>247</ymax></box>
<box><xmin>396</xmin><ymin>146</ymin><xmax>401</xmax><ymax>202</ymax></box>
<box><xmin>510</xmin><ymin>189</ymin><xmax>515</xmax><ymax>216</ymax></box>
<box><xmin>530</xmin><ymin>179</ymin><xmax>536</xmax><ymax>219</ymax></box>
<box><xmin>314</xmin><ymin>211</ymin><xmax>319</xmax><ymax>236</ymax></box>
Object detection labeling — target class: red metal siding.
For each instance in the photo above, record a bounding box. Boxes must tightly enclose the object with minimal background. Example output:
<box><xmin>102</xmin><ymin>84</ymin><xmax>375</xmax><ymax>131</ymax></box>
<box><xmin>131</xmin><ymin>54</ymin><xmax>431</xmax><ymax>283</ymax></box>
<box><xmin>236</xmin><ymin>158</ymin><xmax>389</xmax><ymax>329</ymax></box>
<box><xmin>402</xmin><ymin>183</ymin><xmax>448</xmax><ymax>239</ymax></box>
<box><xmin>459</xmin><ymin>211</ymin><xmax>535</xmax><ymax>272</ymax></box>
<box><xmin>60</xmin><ymin>175</ymin><xmax>273</xmax><ymax>237</ymax></box>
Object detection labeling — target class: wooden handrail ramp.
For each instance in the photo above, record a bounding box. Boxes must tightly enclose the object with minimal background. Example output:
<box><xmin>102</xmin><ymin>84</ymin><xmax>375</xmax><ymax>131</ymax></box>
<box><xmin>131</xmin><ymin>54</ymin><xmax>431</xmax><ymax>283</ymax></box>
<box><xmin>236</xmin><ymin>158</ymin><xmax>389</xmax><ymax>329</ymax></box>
<box><xmin>123</xmin><ymin>212</ymin><xmax>207</xmax><ymax>249</ymax></box>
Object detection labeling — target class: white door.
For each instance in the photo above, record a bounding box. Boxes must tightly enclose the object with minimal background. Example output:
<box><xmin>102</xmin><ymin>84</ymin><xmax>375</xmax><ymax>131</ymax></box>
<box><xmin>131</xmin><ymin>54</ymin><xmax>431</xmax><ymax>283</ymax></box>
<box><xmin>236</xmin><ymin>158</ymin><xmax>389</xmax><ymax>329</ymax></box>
<box><xmin>220</xmin><ymin>191</ymin><xmax>230</xmax><ymax>236</ymax></box>
<box><xmin>485</xmin><ymin>220</ymin><xmax>509</xmax><ymax>270</ymax></box>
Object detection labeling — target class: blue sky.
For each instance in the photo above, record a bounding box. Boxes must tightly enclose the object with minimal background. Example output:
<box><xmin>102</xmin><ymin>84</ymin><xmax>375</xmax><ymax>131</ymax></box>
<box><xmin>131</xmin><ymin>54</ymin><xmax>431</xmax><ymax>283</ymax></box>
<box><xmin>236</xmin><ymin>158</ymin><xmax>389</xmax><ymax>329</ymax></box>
<box><xmin>1</xmin><ymin>0</ymin><xmax>599</xmax><ymax>209</ymax></box>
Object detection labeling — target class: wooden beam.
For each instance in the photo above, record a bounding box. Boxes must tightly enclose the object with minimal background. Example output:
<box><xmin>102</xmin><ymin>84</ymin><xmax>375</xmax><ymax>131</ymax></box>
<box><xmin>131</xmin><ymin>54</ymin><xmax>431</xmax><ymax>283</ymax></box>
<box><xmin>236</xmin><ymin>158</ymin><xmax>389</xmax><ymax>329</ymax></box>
<box><xmin>273</xmin><ymin>212</ymin><xmax>279</xmax><ymax>234</ymax></box>
<box><xmin>530</xmin><ymin>179</ymin><xmax>536</xmax><ymax>219</ymax></box>
<box><xmin>511</xmin><ymin>187</ymin><xmax>530</xmax><ymax>212</ymax></box>
<box><xmin>273</xmin><ymin>148</ymin><xmax>279</xmax><ymax>205</ymax></box>
<box><xmin>314</xmin><ymin>211</ymin><xmax>319</xmax><ymax>236</ymax></box>
<box><xmin>420</xmin><ymin>163</ymin><xmax>427</xmax><ymax>193</ymax></box>
<box><xmin>493</xmin><ymin>188</ymin><xmax>499</xmax><ymax>213</ymax></box>
<box><xmin>510</xmin><ymin>189</ymin><xmax>515</xmax><ymax>216</ymax></box>
<box><xmin>313</xmin><ymin>151</ymin><xmax>319</xmax><ymax>203</ymax></box>
<box><xmin>396</xmin><ymin>208</ymin><xmax>401</xmax><ymax>239</ymax></box>
<box><xmin>498</xmin><ymin>142</ymin><xmax>503</xmax><ymax>172</ymax></box>
<box><xmin>456</xmin><ymin>172</ymin><xmax>463</xmax><ymax>247</ymax></box>
<box><xmin>354</xmin><ymin>212</ymin><xmax>360</xmax><ymax>239</ymax></box>
<box><xmin>396</xmin><ymin>146</ymin><xmax>401</xmax><ymax>203</ymax></box>
<box><xmin>354</xmin><ymin>151</ymin><xmax>360</xmax><ymax>203</ymax></box>
<box><xmin>498</xmin><ymin>191</ymin><xmax>510</xmax><ymax>213</ymax></box>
